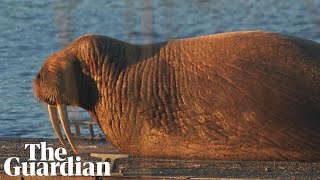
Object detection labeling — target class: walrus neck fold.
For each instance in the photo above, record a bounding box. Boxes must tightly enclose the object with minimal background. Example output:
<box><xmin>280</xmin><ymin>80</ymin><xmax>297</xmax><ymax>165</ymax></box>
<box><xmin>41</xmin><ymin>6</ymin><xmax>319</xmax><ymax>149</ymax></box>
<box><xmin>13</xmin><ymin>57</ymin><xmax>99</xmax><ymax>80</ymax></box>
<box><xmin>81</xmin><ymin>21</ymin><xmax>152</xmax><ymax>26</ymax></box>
<box><xmin>70</xmin><ymin>37</ymin><xmax>163</xmax><ymax>149</ymax></box>
<box><xmin>65</xmin><ymin>36</ymin><xmax>129</xmax><ymax>111</ymax></box>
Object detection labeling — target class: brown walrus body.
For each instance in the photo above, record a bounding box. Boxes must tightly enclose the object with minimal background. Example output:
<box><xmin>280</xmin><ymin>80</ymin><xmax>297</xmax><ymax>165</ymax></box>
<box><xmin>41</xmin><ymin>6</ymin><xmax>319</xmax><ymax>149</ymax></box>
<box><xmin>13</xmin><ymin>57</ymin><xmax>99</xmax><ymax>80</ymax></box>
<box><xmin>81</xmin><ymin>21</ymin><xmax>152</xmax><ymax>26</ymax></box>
<box><xmin>33</xmin><ymin>31</ymin><xmax>320</xmax><ymax>161</ymax></box>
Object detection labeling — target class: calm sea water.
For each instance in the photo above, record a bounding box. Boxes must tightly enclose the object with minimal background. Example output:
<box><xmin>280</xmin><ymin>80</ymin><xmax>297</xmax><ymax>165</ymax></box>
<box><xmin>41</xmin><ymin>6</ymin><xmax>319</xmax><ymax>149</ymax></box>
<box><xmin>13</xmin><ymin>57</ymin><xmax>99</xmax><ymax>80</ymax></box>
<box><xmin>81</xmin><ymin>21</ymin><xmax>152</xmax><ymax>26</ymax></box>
<box><xmin>0</xmin><ymin>0</ymin><xmax>320</xmax><ymax>138</ymax></box>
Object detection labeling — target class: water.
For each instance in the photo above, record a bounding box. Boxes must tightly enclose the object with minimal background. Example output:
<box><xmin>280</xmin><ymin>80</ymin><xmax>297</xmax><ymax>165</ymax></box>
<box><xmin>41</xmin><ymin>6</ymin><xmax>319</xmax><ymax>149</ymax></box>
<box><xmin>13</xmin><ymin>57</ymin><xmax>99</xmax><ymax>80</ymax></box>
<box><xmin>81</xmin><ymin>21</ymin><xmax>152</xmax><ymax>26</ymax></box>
<box><xmin>0</xmin><ymin>0</ymin><xmax>320</xmax><ymax>138</ymax></box>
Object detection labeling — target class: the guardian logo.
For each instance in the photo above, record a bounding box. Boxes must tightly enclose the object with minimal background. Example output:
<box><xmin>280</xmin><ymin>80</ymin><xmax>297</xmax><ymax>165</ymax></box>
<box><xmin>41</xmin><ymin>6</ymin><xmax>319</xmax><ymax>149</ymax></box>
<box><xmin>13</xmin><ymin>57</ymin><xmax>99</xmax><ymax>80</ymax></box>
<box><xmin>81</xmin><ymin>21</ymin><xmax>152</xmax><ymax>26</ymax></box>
<box><xmin>4</xmin><ymin>142</ymin><xmax>110</xmax><ymax>176</ymax></box>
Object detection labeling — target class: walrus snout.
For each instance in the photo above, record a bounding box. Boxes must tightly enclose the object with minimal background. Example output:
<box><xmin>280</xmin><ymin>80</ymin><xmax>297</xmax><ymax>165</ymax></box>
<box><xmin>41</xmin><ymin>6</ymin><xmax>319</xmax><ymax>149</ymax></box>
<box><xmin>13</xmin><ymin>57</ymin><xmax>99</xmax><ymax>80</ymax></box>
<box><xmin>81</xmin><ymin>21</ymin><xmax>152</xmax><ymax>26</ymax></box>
<box><xmin>33</xmin><ymin>52</ymin><xmax>85</xmax><ymax>154</ymax></box>
<box><xmin>33</xmin><ymin>68</ymin><xmax>79</xmax><ymax>153</ymax></box>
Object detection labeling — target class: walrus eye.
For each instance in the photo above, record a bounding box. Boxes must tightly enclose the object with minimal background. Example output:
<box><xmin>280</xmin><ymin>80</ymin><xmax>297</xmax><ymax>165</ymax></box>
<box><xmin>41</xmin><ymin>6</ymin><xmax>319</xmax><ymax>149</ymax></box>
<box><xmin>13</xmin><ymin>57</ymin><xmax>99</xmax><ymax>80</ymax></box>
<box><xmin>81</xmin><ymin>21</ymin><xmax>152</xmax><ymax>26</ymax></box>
<box><xmin>37</xmin><ymin>73</ymin><xmax>44</xmax><ymax>82</ymax></box>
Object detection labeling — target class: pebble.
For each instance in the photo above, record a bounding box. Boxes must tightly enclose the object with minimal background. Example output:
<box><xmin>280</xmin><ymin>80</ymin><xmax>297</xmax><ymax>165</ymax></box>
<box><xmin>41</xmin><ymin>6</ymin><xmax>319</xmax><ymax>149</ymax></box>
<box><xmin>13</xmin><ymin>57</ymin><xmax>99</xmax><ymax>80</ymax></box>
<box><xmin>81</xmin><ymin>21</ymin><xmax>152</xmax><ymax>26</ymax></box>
<box><xmin>265</xmin><ymin>167</ymin><xmax>271</xmax><ymax>172</ymax></box>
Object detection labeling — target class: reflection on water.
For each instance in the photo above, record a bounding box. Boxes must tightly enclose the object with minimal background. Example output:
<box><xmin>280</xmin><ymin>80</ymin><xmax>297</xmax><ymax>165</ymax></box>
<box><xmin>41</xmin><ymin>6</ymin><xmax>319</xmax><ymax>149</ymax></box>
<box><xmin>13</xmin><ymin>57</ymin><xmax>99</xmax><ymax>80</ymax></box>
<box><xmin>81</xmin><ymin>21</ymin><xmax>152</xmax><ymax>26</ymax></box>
<box><xmin>0</xmin><ymin>0</ymin><xmax>320</xmax><ymax>138</ymax></box>
<box><xmin>53</xmin><ymin>0</ymin><xmax>78</xmax><ymax>47</ymax></box>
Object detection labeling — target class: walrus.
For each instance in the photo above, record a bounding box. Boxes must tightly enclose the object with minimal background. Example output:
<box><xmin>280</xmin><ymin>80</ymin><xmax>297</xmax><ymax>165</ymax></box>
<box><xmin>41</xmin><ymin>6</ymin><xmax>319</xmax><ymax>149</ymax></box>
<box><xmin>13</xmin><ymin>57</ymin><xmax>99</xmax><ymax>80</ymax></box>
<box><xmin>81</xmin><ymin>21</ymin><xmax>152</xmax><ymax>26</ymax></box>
<box><xmin>33</xmin><ymin>31</ymin><xmax>320</xmax><ymax>161</ymax></box>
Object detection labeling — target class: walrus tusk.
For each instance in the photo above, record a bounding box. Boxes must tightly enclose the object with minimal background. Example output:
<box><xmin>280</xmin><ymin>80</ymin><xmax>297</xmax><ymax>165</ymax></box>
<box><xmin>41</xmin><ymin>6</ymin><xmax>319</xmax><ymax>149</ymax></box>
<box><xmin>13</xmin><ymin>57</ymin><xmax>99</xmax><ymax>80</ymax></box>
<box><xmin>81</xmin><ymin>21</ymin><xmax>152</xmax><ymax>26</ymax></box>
<box><xmin>57</xmin><ymin>104</ymin><xmax>79</xmax><ymax>154</ymax></box>
<box><xmin>47</xmin><ymin>105</ymin><xmax>66</xmax><ymax>146</ymax></box>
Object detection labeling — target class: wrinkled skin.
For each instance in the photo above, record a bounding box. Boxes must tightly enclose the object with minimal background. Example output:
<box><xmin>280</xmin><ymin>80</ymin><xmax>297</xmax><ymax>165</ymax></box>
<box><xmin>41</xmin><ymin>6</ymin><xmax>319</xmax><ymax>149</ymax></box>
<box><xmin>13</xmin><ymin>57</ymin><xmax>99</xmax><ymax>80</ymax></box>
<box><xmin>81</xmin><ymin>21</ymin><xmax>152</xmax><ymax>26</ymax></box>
<box><xmin>33</xmin><ymin>31</ymin><xmax>320</xmax><ymax>160</ymax></box>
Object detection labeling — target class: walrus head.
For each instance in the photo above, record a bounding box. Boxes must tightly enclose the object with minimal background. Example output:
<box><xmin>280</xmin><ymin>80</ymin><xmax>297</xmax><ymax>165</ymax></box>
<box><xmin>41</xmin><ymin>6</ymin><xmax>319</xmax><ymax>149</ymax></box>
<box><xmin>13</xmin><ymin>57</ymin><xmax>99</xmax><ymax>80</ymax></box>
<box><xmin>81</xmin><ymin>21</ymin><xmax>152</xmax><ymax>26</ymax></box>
<box><xmin>33</xmin><ymin>53</ymin><xmax>82</xmax><ymax>106</ymax></box>
<box><xmin>33</xmin><ymin>47</ymin><xmax>99</xmax><ymax>154</ymax></box>
<box><xmin>33</xmin><ymin>34</ymin><xmax>131</xmax><ymax>154</ymax></box>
